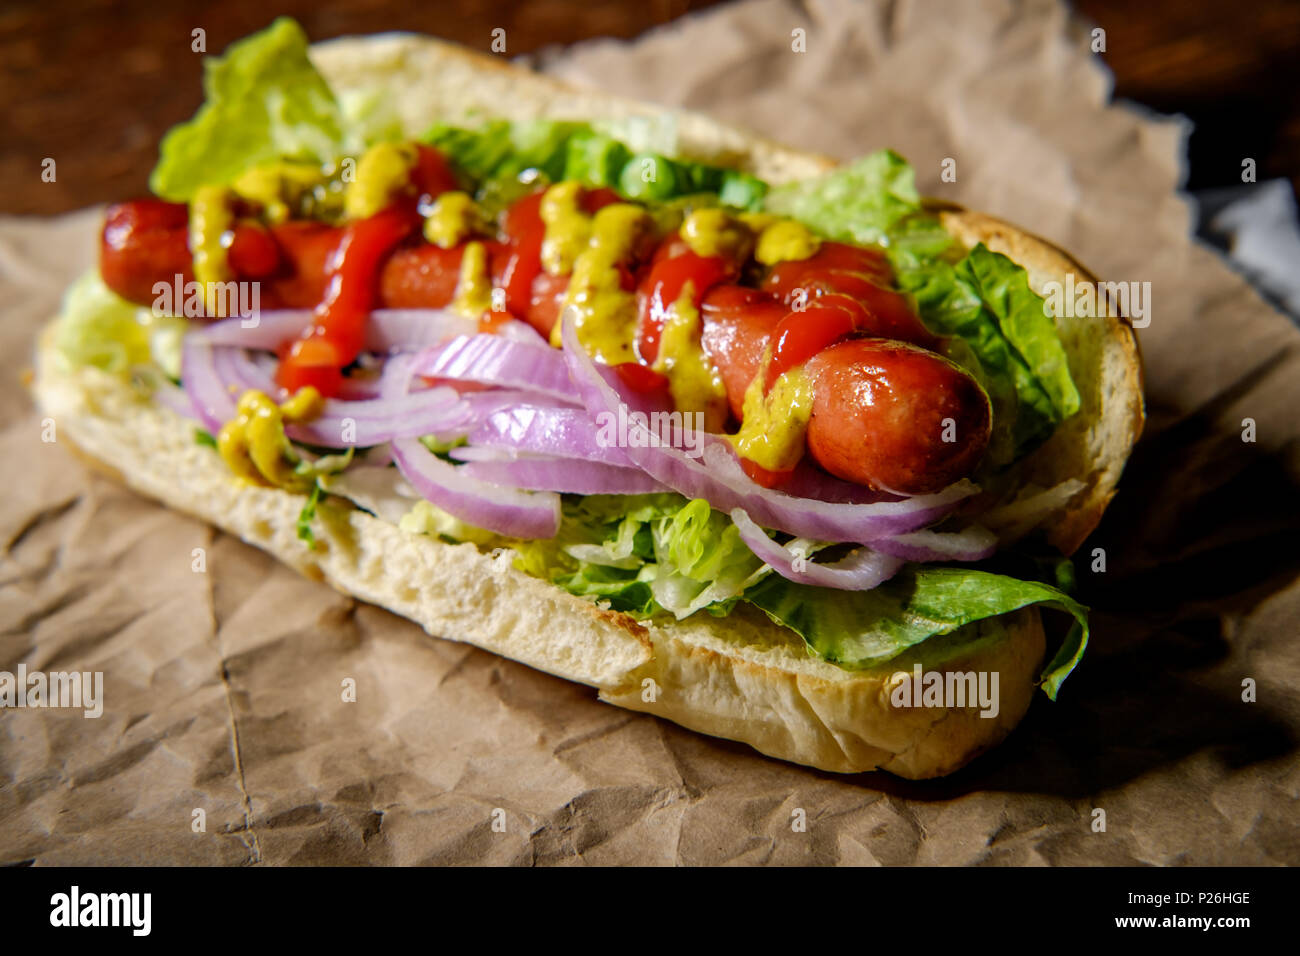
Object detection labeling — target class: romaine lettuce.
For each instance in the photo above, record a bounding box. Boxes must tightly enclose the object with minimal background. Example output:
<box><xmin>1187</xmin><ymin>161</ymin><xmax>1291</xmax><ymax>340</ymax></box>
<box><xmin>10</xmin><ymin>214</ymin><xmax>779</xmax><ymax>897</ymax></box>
<box><xmin>509</xmin><ymin>491</ymin><xmax>1088</xmax><ymax>697</ymax></box>
<box><xmin>150</xmin><ymin>17</ymin><xmax>349</xmax><ymax>201</ymax></box>
<box><xmin>899</xmin><ymin>245</ymin><xmax>1079</xmax><ymax>462</ymax></box>
<box><xmin>743</xmin><ymin>566</ymin><xmax>1089</xmax><ymax>699</ymax></box>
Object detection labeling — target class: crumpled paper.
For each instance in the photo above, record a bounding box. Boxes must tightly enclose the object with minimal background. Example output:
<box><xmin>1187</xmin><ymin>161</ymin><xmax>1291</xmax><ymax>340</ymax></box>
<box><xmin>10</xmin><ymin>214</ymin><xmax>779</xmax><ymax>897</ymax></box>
<box><xmin>2</xmin><ymin>0</ymin><xmax>1297</xmax><ymax>865</ymax></box>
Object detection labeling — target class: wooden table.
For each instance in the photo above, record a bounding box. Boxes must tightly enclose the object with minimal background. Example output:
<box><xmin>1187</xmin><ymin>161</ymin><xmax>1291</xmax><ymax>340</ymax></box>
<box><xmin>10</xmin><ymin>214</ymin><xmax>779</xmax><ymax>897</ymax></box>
<box><xmin>2</xmin><ymin>0</ymin><xmax>1296</xmax><ymax>215</ymax></box>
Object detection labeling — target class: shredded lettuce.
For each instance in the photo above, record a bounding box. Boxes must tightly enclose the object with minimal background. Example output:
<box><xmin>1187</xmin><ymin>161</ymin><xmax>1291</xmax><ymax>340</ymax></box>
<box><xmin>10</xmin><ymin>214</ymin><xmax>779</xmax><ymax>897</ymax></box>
<box><xmin>510</xmin><ymin>494</ymin><xmax>767</xmax><ymax>619</ymax></box>
<box><xmin>744</xmin><ymin>566</ymin><xmax>1089</xmax><ymax>698</ymax></box>
<box><xmin>150</xmin><ymin>17</ymin><xmax>348</xmax><ymax>201</ymax></box>
<box><xmin>53</xmin><ymin>272</ymin><xmax>152</xmax><ymax>373</ymax></box>
<box><xmin>422</xmin><ymin>119</ymin><xmax>766</xmax><ymax>209</ymax></box>
<box><xmin>563</xmin><ymin>130</ymin><xmax>632</xmax><ymax>188</ymax></box>
<box><xmin>53</xmin><ymin>270</ymin><xmax>186</xmax><ymax>376</ymax></box>
<box><xmin>422</xmin><ymin>119</ymin><xmax>579</xmax><ymax>184</ymax></box>
<box><xmin>764</xmin><ymin>149</ymin><xmax>922</xmax><ymax>246</ymax></box>
<box><xmin>400</xmin><ymin>500</ymin><xmax>502</xmax><ymax>546</ymax></box>
<box><xmin>506</xmin><ymin>492</ymin><xmax>1088</xmax><ymax>696</ymax></box>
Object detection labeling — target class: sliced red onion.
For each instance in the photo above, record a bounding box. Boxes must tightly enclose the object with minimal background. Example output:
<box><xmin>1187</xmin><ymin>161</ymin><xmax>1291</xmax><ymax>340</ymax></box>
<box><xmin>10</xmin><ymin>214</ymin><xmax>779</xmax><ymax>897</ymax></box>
<box><xmin>466</xmin><ymin>396</ymin><xmax>891</xmax><ymax>503</ymax></box>
<box><xmin>355</xmin><ymin>389</ymin><xmax>579</xmax><ymax>449</ymax></box>
<box><xmin>496</xmin><ymin>320</ymin><xmax>549</xmax><ymax>345</ymax></box>
<box><xmin>211</xmin><ymin>343</ymin><xmax>278</xmax><ymax>395</ymax></box>
<box><xmin>412</xmin><ymin>334</ymin><xmax>573</xmax><ymax>401</ymax></box>
<box><xmin>286</xmin><ymin>387</ymin><xmax>466</xmax><ymax>447</ymax></box>
<box><xmin>379</xmin><ymin>352</ymin><xmax>420</xmax><ymax>399</ymax></box>
<box><xmin>469</xmin><ymin>404</ymin><xmax>632</xmax><ymax>466</ymax></box>
<box><xmin>460</xmin><ymin>457</ymin><xmax>667</xmax><ymax>495</ymax></box>
<box><xmin>181</xmin><ymin>337</ymin><xmax>236</xmax><ymax>432</ymax></box>
<box><xmin>187</xmin><ymin>338</ymin><xmax>483</xmax><ymax>447</ymax></box>
<box><xmin>560</xmin><ymin>315</ymin><xmax>976</xmax><ymax>544</ymax></box>
<box><xmin>730</xmin><ymin>509</ymin><xmax>904</xmax><ymax>590</ymax></box>
<box><xmin>197</xmin><ymin>310</ymin><xmax>312</xmax><ymax>349</ymax></box>
<box><xmin>447</xmin><ymin>445</ymin><xmax>517</xmax><ymax>463</ymax></box>
<box><xmin>869</xmin><ymin>525</ymin><xmax>998</xmax><ymax>562</ymax></box>
<box><xmin>197</xmin><ymin>308</ymin><xmax>476</xmax><ymax>354</ymax></box>
<box><xmin>364</xmin><ymin>309</ymin><xmax>478</xmax><ymax>353</ymax></box>
<box><xmin>776</xmin><ymin>461</ymin><xmax>902</xmax><ymax>505</ymax></box>
<box><xmin>334</xmin><ymin>375</ymin><xmax>384</xmax><ymax>400</ymax></box>
<box><xmin>391</xmin><ymin>437</ymin><xmax>560</xmax><ymax>538</ymax></box>
<box><xmin>439</xmin><ymin>388</ymin><xmax>579</xmax><ymax>423</ymax></box>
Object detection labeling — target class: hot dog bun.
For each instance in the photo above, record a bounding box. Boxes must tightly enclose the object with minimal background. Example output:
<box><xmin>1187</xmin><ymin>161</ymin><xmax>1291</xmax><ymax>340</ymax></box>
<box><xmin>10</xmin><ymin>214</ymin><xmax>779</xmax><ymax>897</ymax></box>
<box><xmin>31</xmin><ymin>32</ymin><xmax>1142</xmax><ymax>779</ymax></box>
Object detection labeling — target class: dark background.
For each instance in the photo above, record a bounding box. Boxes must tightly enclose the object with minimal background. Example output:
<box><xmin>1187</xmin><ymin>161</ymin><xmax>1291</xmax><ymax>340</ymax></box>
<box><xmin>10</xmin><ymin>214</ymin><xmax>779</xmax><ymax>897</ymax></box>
<box><xmin>2</xmin><ymin>0</ymin><xmax>1298</xmax><ymax>214</ymax></box>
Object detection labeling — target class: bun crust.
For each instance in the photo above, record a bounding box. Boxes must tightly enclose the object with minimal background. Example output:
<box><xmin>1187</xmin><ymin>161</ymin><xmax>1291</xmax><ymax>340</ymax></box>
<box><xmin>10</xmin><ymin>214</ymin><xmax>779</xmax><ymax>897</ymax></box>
<box><xmin>31</xmin><ymin>32</ymin><xmax>1141</xmax><ymax>778</ymax></box>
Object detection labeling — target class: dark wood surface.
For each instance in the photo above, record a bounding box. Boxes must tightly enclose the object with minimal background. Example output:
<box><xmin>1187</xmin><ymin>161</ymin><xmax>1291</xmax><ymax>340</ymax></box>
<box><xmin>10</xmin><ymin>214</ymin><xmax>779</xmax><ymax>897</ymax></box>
<box><xmin>2</xmin><ymin>0</ymin><xmax>1297</xmax><ymax>216</ymax></box>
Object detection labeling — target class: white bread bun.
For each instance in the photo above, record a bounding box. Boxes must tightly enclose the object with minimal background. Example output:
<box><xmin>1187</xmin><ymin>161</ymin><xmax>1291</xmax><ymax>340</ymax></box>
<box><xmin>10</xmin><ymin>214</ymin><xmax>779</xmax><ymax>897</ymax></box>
<box><xmin>31</xmin><ymin>33</ymin><xmax>1142</xmax><ymax>779</ymax></box>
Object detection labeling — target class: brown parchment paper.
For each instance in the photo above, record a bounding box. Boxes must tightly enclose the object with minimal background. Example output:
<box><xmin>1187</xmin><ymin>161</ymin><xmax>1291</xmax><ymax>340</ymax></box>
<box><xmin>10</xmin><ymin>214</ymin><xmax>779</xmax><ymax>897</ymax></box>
<box><xmin>2</xmin><ymin>0</ymin><xmax>1298</xmax><ymax>866</ymax></box>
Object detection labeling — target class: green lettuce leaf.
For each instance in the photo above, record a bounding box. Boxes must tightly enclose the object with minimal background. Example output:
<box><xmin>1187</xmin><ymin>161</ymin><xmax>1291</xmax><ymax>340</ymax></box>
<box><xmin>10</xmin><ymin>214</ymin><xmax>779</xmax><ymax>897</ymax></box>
<box><xmin>957</xmin><ymin>244</ymin><xmax>1080</xmax><ymax>424</ymax></box>
<box><xmin>763</xmin><ymin>149</ymin><xmax>921</xmax><ymax>245</ymax></box>
<box><xmin>743</xmin><ymin>566</ymin><xmax>1089</xmax><ymax>699</ymax></box>
<box><xmin>150</xmin><ymin>17</ymin><xmax>348</xmax><ymax>201</ymax></box>
<box><xmin>899</xmin><ymin>244</ymin><xmax>1079</xmax><ymax>463</ymax></box>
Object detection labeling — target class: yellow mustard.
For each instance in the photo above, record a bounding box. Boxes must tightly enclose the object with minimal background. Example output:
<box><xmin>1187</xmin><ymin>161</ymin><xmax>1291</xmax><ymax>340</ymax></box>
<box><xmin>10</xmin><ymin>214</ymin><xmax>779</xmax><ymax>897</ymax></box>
<box><xmin>189</xmin><ymin>185</ymin><xmax>234</xmax><ymax>316</ymax></box>
<box><xmin>729</xmin><ymin>355</ymin><xmax>814</xmax><ymax>472</ymax></box>
<box><xmin>651</xmin><ymin>282</ymin><xmax>728</xmax><ymax>431</ymax></box>
<box><xmin>232</xmin><ymin>161</ymin><xmax>328</xmax><ymax>223</ymax></box>
<box><xmin>423</xmin><ymin>191</ymin><xmax>481</xmax><ymax>249</ymax></box>
<box><xmin>218</xmin><ymin>387</ymin><xmax>323</xmax><ymax>491</ymax></box>
<box><xmin>343</xmin><ymin>142</ymin><xmax>420</xmax><ymax>220</ymax></box>
<box><xmin>539</xmin><ymin>181</ymin><xmax>591</xmax><ymax>276</ymax></box>
<box><xmin>737</xmin><ymin>211</ymin><xmax>779</xmax><ymax>232</ymax></box>
<box><xmin>452</xmin><ymin>241</ymin><xmax>494</xmax><ymax>318</ymax></box>
<box><xmin>679</xmin><ymin>208</ymin><xmax>754</xmax><ymax>261</ymax></box>
<box><xmin>754</xmin><ymin>219</ymin><xmax>821</xmax><ymax>266</ymax></box>
<box><xmin>548</xmin><ymin>202</ymin><xmax>655</xmax><ymax>363</ymax></box>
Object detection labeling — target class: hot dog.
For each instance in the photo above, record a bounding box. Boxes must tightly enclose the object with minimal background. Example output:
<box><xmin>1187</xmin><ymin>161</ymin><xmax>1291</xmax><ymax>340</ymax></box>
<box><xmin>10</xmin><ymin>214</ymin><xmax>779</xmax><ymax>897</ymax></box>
<box><xmin>699</xmin><ymin>286</ymin><xmax>990</xmax><ymax>493</ymax></box>
<box><xmin>39</xmin><ymin>22</ymin><xmax>1142</xmax><ymax>780</ymax></box>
